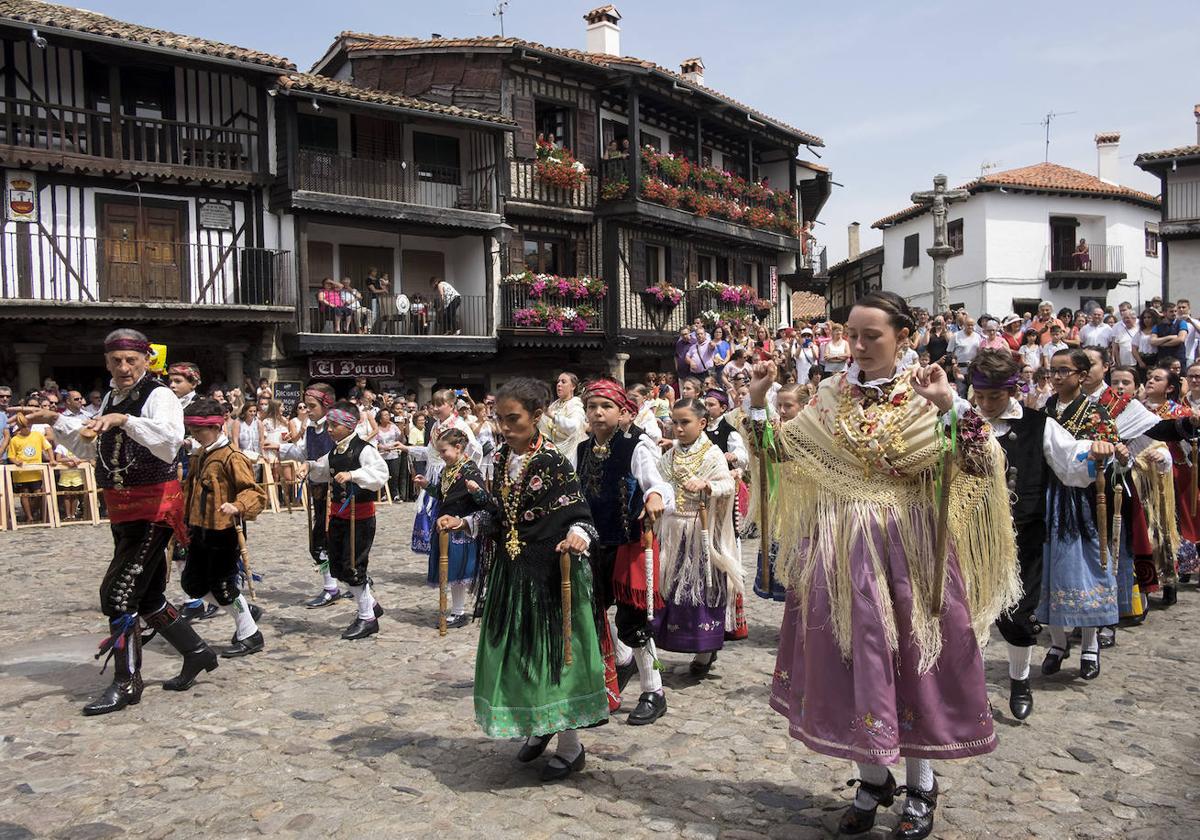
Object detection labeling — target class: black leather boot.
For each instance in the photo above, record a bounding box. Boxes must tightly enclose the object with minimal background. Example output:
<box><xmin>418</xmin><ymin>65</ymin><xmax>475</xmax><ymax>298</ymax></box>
<box><xmin>150</xmin><ymin>604</ymin><xmax>219</xmax><ymax>691</ymax></box>
<box><xmin>83</xmin><ymin>616</ymin><xmax>144</xmax><ymax>716</ymax></box>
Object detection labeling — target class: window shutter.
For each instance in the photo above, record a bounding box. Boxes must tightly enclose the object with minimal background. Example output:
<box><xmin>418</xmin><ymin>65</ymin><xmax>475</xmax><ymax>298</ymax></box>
<box><xmin>575</xmin><ymin>108</ymin><xmax>597</xmax><ymax>169</ymax></box>
<box><xmin>629</xmin><ymin>240</ymin><xmax>646</xmax><ymax>290</ymax></box>
<box><xmin>507</xmin><ymin>230</ymin><xmax>526</xmax><ymax>275</ymax></box>
<box><xmin>575</xmin><ymin>233</ymin><xmax>591</xmax><ymax>277</ymax></box>
<box><xmin>669</xmin><ymin>245</ymin><xmax>686</xmax><ymax>285</ymax></box>
<box><xmin>513</xmin><ymin>95</ymin><xmax>536</xmax><ymax>159</ymax></box>
<box><xmin>903</xmin><ymin>233</ymin><xmax>920</xmax><ymax>268</ymax></box>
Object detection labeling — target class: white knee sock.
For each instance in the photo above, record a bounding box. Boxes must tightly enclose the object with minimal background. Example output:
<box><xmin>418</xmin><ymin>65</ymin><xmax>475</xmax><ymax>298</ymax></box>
<box><xmin>1080</xmin><ymin>627</ymin><xmax>1099</xmax><ymax>660</ymax></box>
<box><xmin>904</xmin><ymin>758</ymin><xmax>935</xmax><ymax>816</ymax></box>
<box><xmin>322</xmin><ymin>569</ymin><xmax>338</xmax><ymax>591</ymax></box>
<box><xmin>854</xmin><ymin>762</ymin><xmax>891</xmax><ymax>809</ymax></box>
<box><xmin>227</xmin><ymin>594</ymin><xmax>259</xmax><ymax>641</ymax></box>
<box><xmin>349</xmin><ymin>583</ymin><xmax>376</xmax><ymax>620</ymax></box>
<box><xmin>611</xmin><ymin>619</ymin><xmax>633</xmax><ymax>666</ymax></box>
<box><xmin>1049</xmin><ymin>625</ymin><xmax>1069</xmax><ymax>650</ymax></box>
<box><xmin>555</xmin><ymin>729</ymin><xmax>582</xmax><ymax>761</ymax></box>
<box><xmin>634</xmin><ymin>644</ymin><xmax>662</xmax><ymax>694</ymax></box>
<box><xmin>450</xmin><ymin>581</ymin><xmax>467</xmax><ymax>616</ymax></box>
<box><xmin>1007</xmin><ymin>643</ymin><xmax>1033</xmax><ymax>680</ymax></box>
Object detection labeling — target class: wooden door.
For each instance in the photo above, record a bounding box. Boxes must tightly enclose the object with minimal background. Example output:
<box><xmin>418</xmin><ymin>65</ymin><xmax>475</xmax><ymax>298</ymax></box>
<box><xmin>100</xmin><ymin>201</ymin><xmax>184</xmax><ymax>301</ymax></box>
<box><xmin>1049</xmin><ymin>219</ymin><xmax>1078</xmax><ymax>272</ymax></box>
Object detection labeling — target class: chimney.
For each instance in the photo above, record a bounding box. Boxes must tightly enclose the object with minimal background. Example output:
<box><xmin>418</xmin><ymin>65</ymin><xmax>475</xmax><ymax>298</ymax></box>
<box><xmin>848</xmin><ymin>222</ymin><xmax>861</xmax><ymax>261</ymax></box>
<box><xmin>584</xmin><ymin>5</ymin><xmax>621</xmax><ymax>56</ymax></box>
<box><xmin>680</xmin><ymin>57</ymin><xmax>705</xmax><ymax>87</ymax></box>
<box><xmin>1095</xmin><ymin>131</ymin><xmax>1120</xmax><ymax>185</ymax></box>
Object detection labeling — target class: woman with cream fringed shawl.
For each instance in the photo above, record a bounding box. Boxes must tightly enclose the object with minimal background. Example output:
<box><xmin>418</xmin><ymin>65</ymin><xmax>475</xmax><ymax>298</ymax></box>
<box><xmin>743</xmin><ymin>291</ymin><xmax>1018</xmax><ymax>840</ymax></box>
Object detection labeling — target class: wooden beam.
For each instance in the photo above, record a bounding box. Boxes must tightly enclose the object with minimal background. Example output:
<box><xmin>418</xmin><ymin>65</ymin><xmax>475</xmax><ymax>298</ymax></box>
<box><xmin>107</xmin><ymin>65</ymin><xmax>123</xmax><ymax>161</ymax></box>
<box><xmin>34</xmin><ymin>221</ymin><xmax>93</xmax><ymax>301</ymax></box>
<box><xmin>195</xmin><ymin>219</ymin><xmax>247</xmax><ymax>301</ymax></box>
<box><xmin>626</xmin><ymin>84</ymin><xmax>640</xmax><ymax>191</ymax></box>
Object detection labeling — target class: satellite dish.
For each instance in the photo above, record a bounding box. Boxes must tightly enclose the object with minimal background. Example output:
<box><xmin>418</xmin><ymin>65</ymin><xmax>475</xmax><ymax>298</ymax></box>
<box><xmin>395</xmin><ymin>293</ymin><xmax>410</xmax><ymax>314</ymax></box>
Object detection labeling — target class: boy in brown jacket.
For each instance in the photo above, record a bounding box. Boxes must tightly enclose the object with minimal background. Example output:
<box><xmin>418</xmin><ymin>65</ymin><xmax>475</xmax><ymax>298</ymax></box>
<box><xmin>181</xmin><ymin>397</ymin><xmax>268</xmax><ymax>657</ymax></box>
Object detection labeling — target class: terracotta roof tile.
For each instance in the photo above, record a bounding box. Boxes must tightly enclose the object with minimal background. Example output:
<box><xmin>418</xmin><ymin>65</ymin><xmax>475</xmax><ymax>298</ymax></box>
<box><xmin>278</xmin><ymin>73</ymin><xmax>516</xmax><ymax>126</ymax></box>
<box><xmin>0</xmin><ymin>0</ymin><xmax>294</xmax><ymax>70</ymax></box>
<box><xmin>872</xmin><ymin>162</ymin><xmax>1160</xmax><ymax>229</ymax></box>
<box><xmin>339</xmin><ymin>34</ymin><xmax>823</xmax><ymax>146</ymax></box>
<box><xmin>790</xmin><ymin>290</ymin><xmax>826</xmax><ymax>320</ymax></box>
<box><xmin>1135</xmin><ymin>144</ymin><xmax>1200</xmax><ymax>164</ymax></box>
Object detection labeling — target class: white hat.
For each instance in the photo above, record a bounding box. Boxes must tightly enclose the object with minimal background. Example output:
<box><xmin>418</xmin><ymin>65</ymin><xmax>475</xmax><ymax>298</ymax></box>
<box><xmin>1001</xmin><ymin>313</ymin><xmax>1021</xmax><ymax>327</ymax></box>
<box><xmin>800</xmin><ymin>327</ymin><xmax>814</xmax><ymax>335</ymax></box>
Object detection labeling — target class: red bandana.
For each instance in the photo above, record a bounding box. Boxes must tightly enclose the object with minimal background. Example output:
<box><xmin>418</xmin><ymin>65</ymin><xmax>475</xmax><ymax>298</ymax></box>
<box><xmin>583</xmin><ymin>378</ymin><xmax>634</xmax><ymax>414</ymax></box>
<box><xmin>305</xmin><ymin>388</ymin><xmax>334</xmax><ymax>408</ymax></box>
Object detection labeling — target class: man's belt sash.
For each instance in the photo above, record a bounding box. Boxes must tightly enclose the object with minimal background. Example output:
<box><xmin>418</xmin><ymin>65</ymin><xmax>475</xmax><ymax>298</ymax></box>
<box><xmin>104</xmin><ymin>479</ymin><xmax>189</xmax><ymax>545</ymax></box>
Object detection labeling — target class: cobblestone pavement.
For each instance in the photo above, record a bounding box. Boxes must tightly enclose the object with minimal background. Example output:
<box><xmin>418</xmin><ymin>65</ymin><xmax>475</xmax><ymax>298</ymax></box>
<box><xmin>1</xmin><ymin>504</ymin><xmax>1199</xmax><ymax>840</ymax></box>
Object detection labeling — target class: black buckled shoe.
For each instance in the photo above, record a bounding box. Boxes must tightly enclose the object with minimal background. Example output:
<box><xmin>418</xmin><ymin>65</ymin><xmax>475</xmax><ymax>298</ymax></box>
<box><xmin>341</xmin><ymin>617</ymin><xmax>379</xmax><ymax>640</ymax></box>
<box><xmin>1079</xmin><ymin>653</ymin><xmax>1100</xmax><ymax>681</ymax></box>
<box><xmin>616</xmin><ymin>656</ymin><xmax>638</xmax><ymax>693</ymax></box>
<box><xmin>1098</xmin><ymin>626</ymin><xmax>1116</xmax><ymax>649</ymax></box>
<box><xmin>180</xmin><ymin>601</ymin><xmax>219</xmax><ymax>622</ymax></box>
<box><xmin>446</xmin><ymin>613</ymin><xmax>469</xmax><ymax>629</ymax></box>
<box><xmin>540</xmin><ymin>745</ymin><xmax>586</xmax><ymax>782</ymax></box>
<box><xmin>627</xmin><ymin>691</ymin><xmax>667</xmax><ymax>726</ymax></box>
<box><xmin>222</xmin><ymin>630</ymin><xmax>264</xmax><ymax>658</ymax></box>
<box><xmin>893</xmin><ymin>781</ymin><xmax>938</xmax><ymax>840</ymax></box>
<box><xmin>304</xmin><ymin>588</ymin><xmax>341</xmax><ymax>608</ymax></box>
<box><xmin>1008</xmin><ymin>677</ymin><xmax>1033</xmax><ymax>720</ymax></box>
<box><xmin>517</xmin><ymin>734</ymin><xmax>552</xmax><ymax>763</ymax></box>
<box><xmin>154</xmin><ymin>606</ymin><xmax>219</xmax><ymax>691</ymax></box>
<box><xmin>838</xmin><ymin>772</ymin><xmax>897</xmax><ymax>835</ymax></box>
<box><xmin>1041</xmin><ymin>644</ymin><xmax>1069</xmax><ymax>675</ymax></box>
<box><xmin>689</xmin><ymin>650</ymin><xmax>718</xmax><ymax>677</ymax></box>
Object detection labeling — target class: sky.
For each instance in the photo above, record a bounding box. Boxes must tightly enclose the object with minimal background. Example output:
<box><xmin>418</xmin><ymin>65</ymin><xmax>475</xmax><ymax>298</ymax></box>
<box><xmin>79</xmin><ymin>0</ymin><xmax>1200</xmax><ymax>262</ymax></box>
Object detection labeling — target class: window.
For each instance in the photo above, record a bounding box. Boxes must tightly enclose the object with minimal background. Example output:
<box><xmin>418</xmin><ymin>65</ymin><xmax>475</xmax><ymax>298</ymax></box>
<box><xmin>297</xmin><ymin>114</ymin><xmax>339</xmax><ymax>152</ymax></box>
<box><xmin>535</xmin><ymin>102</ymin><xmax>573</xmax><ymax>149</ymax></box>
<box><xmin>1146</xmin><ymin>223</ymin><xmax>1159</xmax><ymax>258</ymax></box>
<box><xmin>645</xmin><ymin>244</ymin><xmax>664</xmax><ymax>286</ymax></box>
<box><xmin>601</xmin><ymin>118</ymin><xmax>628</xmax><ymax>155</ymax></box>
<box><xmin>741</xmin><ymin>261</ymin><xmax>760</xmax><ymax>288</ymax></box>
<box><xmin>902</xmin><ymin>233</ymin><xmax>920</xmax><ymax>268</ymax></box>
<box><xmin>413</xmin><ymin>131</ymin><xmax>460</xmax><ymax>184</ymax></box>
<box><xmin>698</xmin><ymin>254</ymin><xmax>717</xmax><ymax>284</ymax></box>
<box><xmin>948</xmin><ymin>219</ymin><xmax>964</xmax><ymax>255</ymax></box>
<box><xmin>642</xmin><ymin>133</ymin><xmax>663</xmax><ymax>153</ymax></box>
<box><xmin>523</xmin><ymin>236</ymin><xmax>568</xmax><ymax>275</ymax></box>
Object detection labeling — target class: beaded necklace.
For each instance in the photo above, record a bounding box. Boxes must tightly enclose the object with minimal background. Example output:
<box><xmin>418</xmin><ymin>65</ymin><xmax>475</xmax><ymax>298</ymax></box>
<box><xmin>670</xmin><ymin>436</ymin><xmax>712</xmax><ymax>491</ymax></box>
<box><xmin>440</xmin><ymin>457</ymin><xmax>465</xmax><ymax>495</ymax></box>
<box><xmin>500</xmin><ymin>434</ymin><xmax>544</xmax><ymax>558</ymax></box>
<box><xmin>833</xmin><ymin>371</ymin><xmax>913</xmax><ymax>475</ymax></box>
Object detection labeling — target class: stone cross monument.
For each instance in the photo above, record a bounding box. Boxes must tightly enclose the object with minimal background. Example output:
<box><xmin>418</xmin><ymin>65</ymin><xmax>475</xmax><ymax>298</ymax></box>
<box><xmin>911</xmin><ymin>174</ymin><xmax>970</xmax><ymax>315</ymax></box>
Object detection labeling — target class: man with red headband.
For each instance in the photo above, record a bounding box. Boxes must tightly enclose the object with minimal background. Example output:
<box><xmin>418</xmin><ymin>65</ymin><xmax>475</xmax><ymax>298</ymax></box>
<box><xmin>16</xmin><ymin>329</ymin><xmax>216</xmax><ymax>715</ymax></box>
<box><xmin>299</xmin><ymin>400</ymin><xmax>389</xmax><ymax>640</ymax></box>
<box><xmin>576</xmin><ymin>378</ymin><xmax>671</xmax><ymax>725</ymax></box>
<box><xmin>167</xmin><ymin>361</ymin><xmax>218</xmax><ymax>622</ymax></box>
<box><xmin>180</xmin><ymin>397</ymin><xmax>267</xmax><ymax>658</ymax></box>
<box><xmin>281</xmin><ymin>381</ymin><xmax>346</xmax><ymax>607</ymax></box>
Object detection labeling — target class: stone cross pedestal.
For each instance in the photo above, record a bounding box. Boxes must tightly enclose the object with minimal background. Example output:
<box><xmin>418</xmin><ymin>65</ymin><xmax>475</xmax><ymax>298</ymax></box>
<box><xmin>911</xmin><ymin>174</ymin><xmax>969</xmax><ymax>315</ymax></box>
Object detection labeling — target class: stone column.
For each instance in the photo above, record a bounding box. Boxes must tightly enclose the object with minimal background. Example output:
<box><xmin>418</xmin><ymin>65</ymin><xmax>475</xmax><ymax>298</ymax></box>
<box><xmin>608</xmin><ymin>352</ymin><xmax>630</xmax><ymax>385</ymax></box>
<box><xmin>417</xmin><ymin>377</ymin><xmax>439</xmax><ymax>406</ymax></box>
<box><xmin>225</xmin><ymin>342</ymin><xmax>249</xmax><ymax>390</ymax></box>
<box><xmin>14</xmin><ymin>343</ymin><xmax>46</xmax><ymax>396</ymax></box>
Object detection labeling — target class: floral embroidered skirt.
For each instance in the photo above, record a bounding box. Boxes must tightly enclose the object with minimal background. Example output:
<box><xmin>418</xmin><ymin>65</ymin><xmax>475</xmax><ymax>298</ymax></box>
<box><xmin>650</xmin><ymin>545</ymin><xmax>728</xmax><ymax>654</ymax></box>
<box><xmin>411</xmin><ymin>491</ymin><xmax>438</xmax><ymax>555</ymax></box>
<box><xmin>769</xmin><ymin>517</ymin><xmax>996</xmax><ymax>765</ymax></box>
<box><xmin>473</xmin><ymin>556</ymin><xmax>609</xmax><ymax>739</ymax></box>
<box><xmin>1036</xmin><ymin>491</ymin><xmax>1119</xmax><ymax>628</ymax></box>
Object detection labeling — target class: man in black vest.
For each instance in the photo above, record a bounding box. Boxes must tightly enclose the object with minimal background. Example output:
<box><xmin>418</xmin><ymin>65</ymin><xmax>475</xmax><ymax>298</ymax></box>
<box><xmin>17</xmin><ymin>329</ymin><xmax>218</xmax><ymax>715</ymax></box>
<box><xmin>300</xmin><ymin>401</ymin><xmax>389</xmax><ymax>640</ymax></box>
<box><xmin>968</xmin><ymin>350</ymin><xmax>1114</xmax><ymax>721</ymax></box>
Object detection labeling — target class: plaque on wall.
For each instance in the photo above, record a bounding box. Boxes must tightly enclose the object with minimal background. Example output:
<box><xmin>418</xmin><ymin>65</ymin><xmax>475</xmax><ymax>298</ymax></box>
<box><xmin>198</xmin><ymin>199</ymin><xmax>234</xmax><ymax>231</ymax></box>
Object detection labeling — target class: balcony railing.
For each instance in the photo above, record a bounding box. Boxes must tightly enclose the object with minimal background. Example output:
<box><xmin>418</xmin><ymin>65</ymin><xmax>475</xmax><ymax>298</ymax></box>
<box><xmin>0</xmin><ymin>96</ymin><xmax>258</xmax><ymax>173</ymax></box>
<box><xmin>801</xmin><ymin>245</ymin><xmax>827</xmax><ymax>275</ymax></box>
<box><xmin>1048</xmin><ymin>244</ymin><xmax>1124</xmax><ymax>273</ymax></box>
<box><xmin>0</xmin><ymin>231</ymin><xmax>291</xmax><ymax>306</ymax></box>
<box><xmin>508</xmin><ymin>160</ymin><xmax>597</xmax><ymax>209</ymax></box>
<box><xmin>295</xmin><ymin>149</ymin><xmax>496</xmax><ymax>212</ymax></box>
<box><xmin>304</xmin><ymin>293</ymin><xmax>489</xmax><ymax>337</ymax></box>
<box><xmin>499</xmin><ymin>284</ymin><xmax>604</xmax><ymax>334</ymax></box>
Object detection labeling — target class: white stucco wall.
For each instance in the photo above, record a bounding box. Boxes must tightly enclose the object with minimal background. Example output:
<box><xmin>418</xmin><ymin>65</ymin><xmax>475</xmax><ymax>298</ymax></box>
<box><xmin>1169</xmin><ymin>240</ymin><xmax>1200</xmax><ymax>303</ymax></box>
<box><xmin>879</xmin><ymin>196</ymin><xmax>988</xmax><ymax>313</ymax></box>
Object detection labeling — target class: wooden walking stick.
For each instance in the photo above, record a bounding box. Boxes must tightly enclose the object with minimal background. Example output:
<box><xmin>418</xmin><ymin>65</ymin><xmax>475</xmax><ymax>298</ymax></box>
<box><xmin>643</xmin><ymin>511</ymin><xmax>656</xmax><ymax>622</ymax></box>
<box><xmin>698</xmin><ymin>488</ymin><xmax>714</xmax><ymax>590</ymax></box>
<box><xmin>930</xmin><ymin>438</ymin><xmax>953</xmax><ymax>617</ymax></box>
<box><xmin>1096</xmin><ymin>467</ymin><xmax>1109</xmax><ymax>572</ymax></box>
<box><xmin>1190</xmin><ymin>436</ymin><xmax>1198</xmax><ymax>516</ymax></box>
<box><xmin>438</xmin><ymin>529</ymin><xmax>450</xmax><ymax>636</ymax></box>
<box><xmin>349</xmin><ymin>493</ymin><xmax>357</xmax><ymax>574</ymax></box>
<box><xmin>235</xmin><ymin>518</ymin><xmax>257</xmax><ymax>601</ymax></box>
<box><xmin>758</xmin><ymin>429</ymin><xmax>772</xmax><ymax>593</ymax></box>
<box><xmin>305</xmin><ymin>475</ymin><xmax>315</xmax><ymax>557</ymax></box>
<box><xmin>1111</xmin><ymin>479</ymin><xmax>1124</xmax><ymax>564</ymax></box>
<box><xmin>560</xmin><ymin>550</ymin><xmax>573</xmax><ymax>667</ymax></box>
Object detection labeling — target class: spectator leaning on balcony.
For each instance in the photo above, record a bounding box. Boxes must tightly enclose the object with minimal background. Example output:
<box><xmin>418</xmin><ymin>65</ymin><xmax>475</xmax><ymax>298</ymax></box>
<box><xmin>430</xmin><ymin>276</ymin><xmax>462</xmax><ymax>335</ymax></box>
<box><xmin>1073</xmin><ymin>238</ymin><xmax>1091</xmax><ymax>270</ymax></box>
<box><xmin>317</xmin><ymin>277</ymin><xmax>346</xmax><ymax>334</ymax></box>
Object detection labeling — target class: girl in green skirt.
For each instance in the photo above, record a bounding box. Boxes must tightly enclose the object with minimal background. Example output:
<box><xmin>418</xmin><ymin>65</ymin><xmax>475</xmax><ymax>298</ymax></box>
<box><xmin>453</xmin><ymin>377</ymin><xmax>607</xmax><ymax>782</ymax></box>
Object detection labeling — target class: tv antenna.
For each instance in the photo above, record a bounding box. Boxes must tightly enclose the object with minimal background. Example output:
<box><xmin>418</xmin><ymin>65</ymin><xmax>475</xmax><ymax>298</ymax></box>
<box><xmin>493</xmin><ymin>1</ymin><xmax>509</xmax><ymax>36</ymax></box>
<box><xmin>1024</xmin><ymin>110</ymin><xmax>1077</xmax><ymax>162</ymax></box>
<box><xmin>980</xmin><ymin>160</ymin><xmax>1002</xmax><ymax>177</ymax></box>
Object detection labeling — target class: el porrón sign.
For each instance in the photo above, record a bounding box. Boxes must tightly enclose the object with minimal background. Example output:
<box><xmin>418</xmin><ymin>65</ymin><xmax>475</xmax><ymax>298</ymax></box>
<box><xmin>308</xmin><ymin>358</ymin><xmax>395</xmax><ymax>379</ymax></box>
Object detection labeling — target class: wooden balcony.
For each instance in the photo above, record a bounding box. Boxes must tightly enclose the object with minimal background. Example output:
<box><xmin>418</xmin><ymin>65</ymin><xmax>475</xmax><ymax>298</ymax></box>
<box><xmin>506</xmin><ymin>160</ymin><xmax>598</xmax><ymax>220</ymax></box>
<box><xmin>0</xmin><ymin>230</ymin><xmax>293</xmax><ymax>322</ymax></box>
<box><xmin>498</xmin><ymin>282</ymin><xmax>606</xmax><ymax>348</ymax></box>
<box><xmin>289</xmin><ymin>149</ymin><xmax>500</xmax><ymax>229</ymax></box>
<box><xmin>0</xmin><ymin>96</ymin><xmax>260</xmax><ymax>182</ymax></box>
<box><xmin>298</xmin><ymin>294</ymin><xmax>496</xmax><ymax>354</ymax></box>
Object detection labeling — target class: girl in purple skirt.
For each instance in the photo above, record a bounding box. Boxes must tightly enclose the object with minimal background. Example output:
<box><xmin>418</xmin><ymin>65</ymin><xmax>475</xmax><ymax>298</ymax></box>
<box><xmin>650</xmin><ymin>398</ymin><xmax>743</xmax><ymax>677</ymax></box>
<box><xmin>744</xmin><ymin>291</ymin><xmax>1019</xmax><ymax>840</ymax></box>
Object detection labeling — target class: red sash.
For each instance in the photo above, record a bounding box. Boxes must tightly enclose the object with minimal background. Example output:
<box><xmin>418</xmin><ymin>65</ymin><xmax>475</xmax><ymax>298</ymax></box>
<box><xmin>332</xmin><ymin>500</ymin><xmax>375</xmax><ymax>521</ymax></box>
<box><xmin>104</xmin><ymin>480</ymin><xmax>188</xmax><ymax>545</ymax></box>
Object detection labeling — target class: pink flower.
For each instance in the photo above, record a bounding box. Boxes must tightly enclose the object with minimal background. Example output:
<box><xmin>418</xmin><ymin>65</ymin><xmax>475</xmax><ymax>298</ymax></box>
<box><xmin>529</xmin><ymin>475</ymin><xmax>543</xmax><ymax>491</ymax></box>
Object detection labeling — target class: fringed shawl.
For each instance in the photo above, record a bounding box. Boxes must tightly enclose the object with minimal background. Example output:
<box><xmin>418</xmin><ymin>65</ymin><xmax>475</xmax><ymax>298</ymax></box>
<box><xmin>751</xmin><ymin>369</ymin><xmax>1019</xmax><ymax>674</ymax></box>
<box><xmin>1132</xmin><ymin>443</ymin><xmax>1180</xmax><ymax>574</ymax></box>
